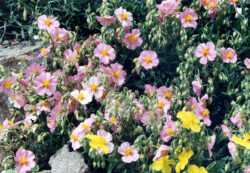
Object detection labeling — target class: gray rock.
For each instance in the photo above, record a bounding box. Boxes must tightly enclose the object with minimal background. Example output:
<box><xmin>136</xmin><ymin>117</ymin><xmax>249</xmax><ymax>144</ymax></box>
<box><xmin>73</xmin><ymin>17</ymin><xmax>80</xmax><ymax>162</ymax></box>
<box><xmin>2</xmin><ymin>40</ymin><xmax>9</xmax><ymax>46</ymax></box>
<box><xmin>49</xmin><ymin>145</ymin><xmax>90</xmax><ymax>173</ymax></box>
<box><xmin>38</xmin><ymin>170</ymin><xmax>51</xmax><ymax>173</ymax></box>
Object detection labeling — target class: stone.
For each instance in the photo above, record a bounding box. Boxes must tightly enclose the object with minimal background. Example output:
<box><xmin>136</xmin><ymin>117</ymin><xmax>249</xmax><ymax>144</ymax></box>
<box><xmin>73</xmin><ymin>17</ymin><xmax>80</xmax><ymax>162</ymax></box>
<box><xmin>2</xmin><ymin>40</ymin><xmax>9</xmax><ymax>46</ymax></box>
<box><xmin>49</xmin><ymin>145</ymin><xmax>90</xmax><ymax>173</ymax></box>
<box><xmin>38</xmin><ymin>170</ymin><xmax>51</xmax><ymax>173</ymax></box>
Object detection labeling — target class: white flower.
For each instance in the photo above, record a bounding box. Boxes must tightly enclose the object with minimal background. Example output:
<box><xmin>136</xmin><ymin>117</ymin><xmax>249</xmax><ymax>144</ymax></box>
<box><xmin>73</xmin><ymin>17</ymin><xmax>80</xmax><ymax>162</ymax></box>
<box><xmin>71</xmin><ymin>90</ymin><xmax>92</xmax><ymax>105</ymax></box>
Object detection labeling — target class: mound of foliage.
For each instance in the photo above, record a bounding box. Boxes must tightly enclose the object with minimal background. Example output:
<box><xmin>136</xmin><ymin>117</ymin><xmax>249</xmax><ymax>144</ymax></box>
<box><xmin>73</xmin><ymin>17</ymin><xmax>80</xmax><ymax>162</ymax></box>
<box><xmin>0</xmin><ymin>0</ymin><xmax>249</xmax><ymax>173</ymax></box>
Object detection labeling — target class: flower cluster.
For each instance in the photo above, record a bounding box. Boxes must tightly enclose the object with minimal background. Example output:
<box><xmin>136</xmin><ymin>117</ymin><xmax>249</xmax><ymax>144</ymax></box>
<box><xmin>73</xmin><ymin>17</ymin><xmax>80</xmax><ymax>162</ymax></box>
<box><xmin>0</xmin><ymin>0</ymin><xmax>249</xmax><ymax>172</ymax></box>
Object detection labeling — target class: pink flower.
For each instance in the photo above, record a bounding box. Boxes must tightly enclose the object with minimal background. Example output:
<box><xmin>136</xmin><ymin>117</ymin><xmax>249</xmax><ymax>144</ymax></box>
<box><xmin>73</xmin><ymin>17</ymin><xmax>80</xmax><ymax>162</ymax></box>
<box><xmin>71</xmin><ymin>89</ymin><xmax>92</xmax><ymax>105</ymax></box>
<box><xmin>38</xmin><ymin>15</ymin><xmax>59</xmax><ymax>31</ymax></box>
<box><xmin>38</xmin><ymin>45</ymin><xmax>52</xmax><ymax>58</ymax></box>
<box><xmin>156</xmin><ymin>0</ymin><xmax>178</xmax><ymax>15</ymax></box>
<box><xmin>220</xmin><ymin>47</ymin><xmax>237</xmax><ymax>63</ymax></box>
<box><xmin>153</xmin><ymin>145</ymin><xmax>170</xmax><ymax>161</ymax></box>
<box><xmin>47</xmin><ymin>116</ymin><xmax>56</xmax><ymax>133</ymax></box>
<box><xmin>70</xmin><ymin>128</ymin><xmax>84</xmax><ymax>151</ymax></box>
<box><xmin>24</xmin><ymin>63</ymin><xmax>46</xmax><ymax>77</ymax></box>
<box><xmin>141</xmin><ymin>111</ymin><xmax>153</xmax><ymax>126</ymax></box>
<box><xmin>118</xmin><ymin>142</ymin><xmax>139</xmax><ymax>163</ymax></box>
<box><xmin>200</xmin><ymin>94</ymin><xmax>209</xmax><ymax>107</ymax></box>
<box><xmin>230</xmin><ymin>112</ymin><xmax>243</xmax><ymax>128</ymax></box>
<box><xmin>138</xmin><ymin>50</ymin><xmax>159</xmax><ymax>70</ymax></box>
<box><xmin>179</xmin><ymin>8</ymin><xmax>198</xmax><ymax>28</ymax></box>
<box><xmin>160</xmin><ymin>120</ymin><xmax>178</xmax><ymax>142</ymax></box>
<box><xmin>192</xmin><ymin>76</ymin><xmax>202</xmax><ymax>97</ymax></box>
<box><xmin>63</xmin><ymin>49</ymin><xmax>79</xmax><ymax>67</ymax></box>
<box><xmin>228</xmin><ymin>141</ymin><xmax>237</xmax><ymax>160</ymax></box>
<box><xmin>244</xmin><ymin>58</ymin><xmax>250</xmax><ymax>67</ymax></box>
<box><xmin>207</xmin><ymin>135</ymin><xmax>216</xmax><ymax>157</ymax></box>
<box><xmin>0</xmin><ymin>76</ymin><xmax>16</xmax><ymax>95</ymax></box>
<box><xmin>115</xmin><ymin>7</ymin><xmax>133</xmax><ymax>29</ymax></box>
<box><xmin>157</xmin><ymin>97</ymin><xmax>171</xmax><ymax>113</ymax></box>
<box><xmin>187</xmin><ymin>97</ymin><xmax>198</xmax><ymax>111</ymax></box>
<box><xmin>110</xmin><ymin>63</ymin><xmax>127</xmax><ymax>87</ymax></box>
<box><xmin>221</xmin><ymin>124</ymin><xmax>231</xmax><ymax>139</ymax></box>
<box><xmin>144</xmin><ymin>84</ymin><xmax>157</xmax><ymax>96</ymax></box>
<box><xmin>195</xmin><ymin>42</ymin><xmax>217</xmax><ymax>65</ymax></box>
<box><xmin>76</xmin><ymin>116</ymin><xmax>95</xmax><ymax>135</ymax></box>
<box><xmin>50</xmin><ymin>28</ymin><xmax>69</xmax><ymax>45</ymax></box>
<box><xmin>94</xmin><ymin>43</ymin><xmax>116</xmax><ymax>64</ymax></box>
<box><xmin>229</xmin><ymin>0</ymin><xmax>239</xmax><ymax>5</ymax></box>
<box><xmin>50</xmin><ymin>103</ymin><xmax>63</xmax><ymax>119</ymax></box>
<box><xmin>36</xmin><ymin>100</ymin><xmax>51</xmax><ymax>115</ymax></box>
<box><xmin>84</xmin><ymin>76</ymin><xmax>104</xmax><ymax>99</ymax></box>
<box><xmin>157</xmin><ymin>86</ymin><xmax>173</xmax><ymax>101</ymax></box>
<box><xmin>196</xmin><ymin>105</ymin><xmax>211</xmax><ymax>126</ymax></box>
<box><xmin>14</xmin><ymin>149</ymin><xmax>35</xmax><ymax>173</ymax></box>
<box><xmin>8</xmin><ymin>93</ymin><xmax>27</xmax><ymax>109</ymax></box>
<box><xmin>123</xmin><ymin>29</ymin><xmax>143</xmax><ymax>50</ymax></box>
<box><xmin>34</xmin><ymin>72</ymin><xmax>58</xmax><ymax>96</ymax></box>
<box><xmin>243</xmin><ymin>166</ymin><xmax>250</xmax><ymax>173</ymax></box>
<box><xmin>96</xmin><ymin>15</ymin><xmax>116</xmax><ymax>27</ymax></box>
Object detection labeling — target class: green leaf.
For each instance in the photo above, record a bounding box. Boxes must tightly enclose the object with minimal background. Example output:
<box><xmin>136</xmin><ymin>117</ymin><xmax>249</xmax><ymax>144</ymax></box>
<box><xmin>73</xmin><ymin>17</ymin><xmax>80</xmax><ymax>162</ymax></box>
<box><xmin>32</xmin><ymin>164</ymin><xmax>40</xmax><ymax>172</ymax></box>
<box><xmin>206</xmin><ymin>161</ymin><xmax>216</xmax><ymax>171</ymax></box>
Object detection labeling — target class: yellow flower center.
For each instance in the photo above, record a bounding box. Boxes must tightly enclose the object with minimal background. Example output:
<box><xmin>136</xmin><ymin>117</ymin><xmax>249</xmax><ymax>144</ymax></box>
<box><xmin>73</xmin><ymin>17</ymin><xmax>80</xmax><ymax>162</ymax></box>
<box><xmin>145</xmin><ymin>56</ymin><xmax>152</xmax><ymax>64</ymax></box>
<box><xmin>167</xmin><ymin>128</ymin><xmax>173</xmax><ymax>137</ymax></box>
<box><xmin>32</xmin><ymin>69</ymin><xmax>38</xmax><ymax>73</ymax></box>
<box><xmin>4</xmin><ymin>81</ymin><xmax>12</xmax><ymax>89</ymax></box>
<box><xmin>161</xmin><ymin>150</ymin><xmax>168</xmax><ymax>156</ymax></box>
<box><xmin>70</xmin><ymin>134</ymin><xmax>79</xmax><ymax>142</ymax></box>
<box><xmin>101</xmin><ymin>49</ymin><xmax>108</xmax><ymax>56</ymax></box>
<box><xmin>8</xmin><ymin>120</ymin><xmax>14</xmax><ymax>125</ymax></box>
<box><xmin>0</xmin><ymin>125</ymin><xmax>4</xmax><ymax>130</ymax></box>
<box><xmin>128</xmin><ymin>34</ymin><xmax>136</xmax><ymax>43</ymax></box>
<box><xmin>202</xmin><ymin>109</ymin><xmax>210</xmax><ymax>117</ymax></box>
<box><xmin>111</xmin><ymin>117</ymin><xmax>117</xmax><ymax>123</ymax></box>
<box><xmin>76</xmin><ymin>48</ymin><xmax>80</xmax><ymax>54</ymax></box>
<box><xmin>18</xmin><ymin>73</ymin><xmax>22</xmax><ymax>78</ymax></box>
<box><xmin>202</xmin><ymin>100</ymin><xmax>206</xmax><ymax>107</ymax></box>
<box><xmin>24</xmin><ymin>124</ymin><xmax>29</xmax><ymax>128</ymax></box>
<box><xmin>209</xmin><ymin>2</ymin><xmax>215</xmax><ymax>7</ymax></box>
<box><xmin>113</xmin><ymin>71</ymin><xmax>120</xmax><ymax>78</ymax></box>
<box><xmin>125</xmin><ymin>147</ymin><xmax>132</xmax><ymax>156</ymax></box>
<box><xmin>72</xmin><ymin>56</ymin><xmax>77</xmax><ymax>61</ymax></box>
<box><xmin>191</xmin><ymin>105</ymin><xmax>195</xmax><ymax>111</ymax></box>
<box><xmin>158</xmin><ymin>102</ymin><xmax>165</xmax><ymax>109</ymax></box>
<box><xmin>165</xmin><ymin>92</ymin><xmax>172</xmax><ymax>99</ymax></box>
<box><xmin>204</xmin><ymin>0</ymin><xmax>209</xmax><ymax>5</ymax></box>
<box><xmin>43</xmin><ymin>80</ymin><xmax>50</xmax><ymax>87</ymax></box>
<box><xmin>41</xmin><ymin>48</ymin><xmax>47</xmax><ymax>54</ymax></box>
<box><xmin>77</xmin><ymin>93</ymin><xmax>84</xmax><ymax>101</ymax></box>
<box><xmin>185</xmin><ymin>15</ymin><xmax>193</xmax><ymax>22</ymax></box>
<box><xmin>20</xmin><ymin>157</ymin><xmax>27</xmax><ymax>165</ymax></box>
<box><xmin>13</xmin><ymin>96</ymin><xmax>19</xmax><ymax>102</ymax></box>
<box><xmin>232</xmin><ymin>0</ymin><xmax>238</xmax><ymax>2</ymax></box>
<box><xmin>148</xmin><ymin>91</ymin><xmax>154</xmax><ymax>96</ymax></box>
<box><xmin>55</xmin><ymin>35</ymin><xmax>60</xmax><ymax>42</ymax></box>
<box><xmin>82</xmin><ymin>123</ymin><xmax>89</xmax><ymax>131</ymax></box>
<box><xmin>103</xmin><ymin>17</ymin><xmax>110</xmax><ymax>23</ymax></box>
<box><xmin>202</xmin><ymin>49</ymin><xmax>209</xmax><ymax>56</ymax></box>
<box><xmin>225</xmin><ymin>52</ymin><xmax>233</xmax><ymax>59</ymax></box>
<box><xmin>121</xmin><ymin>13</ymin><xmax>128</xmax><ymax>21</ymax></box>
<box><xmin>42</xmin><ymin>101</ymin><xmax>48</xmax><ymax>107</ymax></box>
<box><xmin>90</xmin><ymin>84</ymin><xmax>98</xmax><ymax>92</ymax></box>
<box><xmin>45</xmin><ymin>18</ymin><xmax>52</xmax><ymax>26</ymax></box>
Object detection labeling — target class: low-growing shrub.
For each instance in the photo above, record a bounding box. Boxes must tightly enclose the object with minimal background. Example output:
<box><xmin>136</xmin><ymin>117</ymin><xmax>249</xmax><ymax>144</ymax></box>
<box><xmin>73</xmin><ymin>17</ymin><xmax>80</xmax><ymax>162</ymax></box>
<box><xmin>0</xmin><ymin>0</ymin><xmax>249</xmax><ymax>173</ymax></box>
